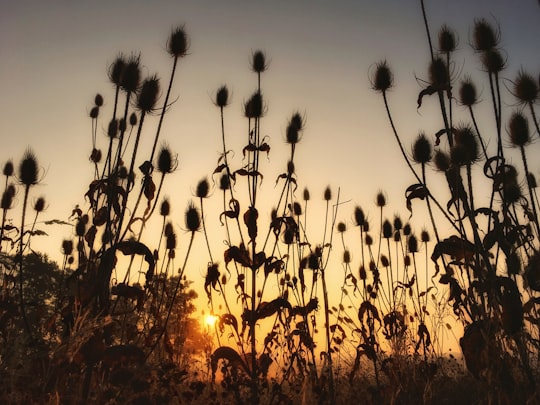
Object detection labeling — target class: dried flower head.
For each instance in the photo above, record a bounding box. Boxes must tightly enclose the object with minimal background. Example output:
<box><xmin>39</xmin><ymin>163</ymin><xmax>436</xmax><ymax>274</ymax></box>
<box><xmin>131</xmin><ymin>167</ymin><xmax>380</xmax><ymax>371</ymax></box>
<box><xmin>196</xmin><ymin>178</ymin><xmax>210</xmax><ymax>198</ymax></box>
<box><xmin>90</xmin><ymin>148</ymin><xmax>102</xmax><ymax>164</ymax></box>
<box><xmin>412</xmin><ymin>132</ymin><xmax>432</xmax><ymax>164</ymax></box>
<box><xmin>251</xmin><ymin>50</ymin><xmax>267</xmax><ymax>73</ymax></box>
<box><xmin>382</xmin><ymin>219</ymin><xmax>392</xmax><ymax>239</ymax></box>
<box><xmin>34</xmin><ymin>196</ymin><xmax>46</xmax><ymax>212</ymax></box>
<box><xmin>1</xmin><ymin>189</ymin><xmax>13</xmax><ymax>210</ymax></box>
<box><xmin>420</xmin><ymin>229</ymin><xmax>430</xmax><ymax>243</ymax></box>
<box><xmin>337</xmin><ymin>222</ymin><xmax>347</xmax><ymax>233</ymax></box>
<box><xmin>451</xmin><ymin>125</ymin><xmax>479</xmax><ymax>166</ymax></box>
<box><xmin>434</xmin><ymin>150</ymin><xmax>450</xmax><ymax>171</ymax></box>
<box><xmin>380</xmin><ymin>254</ymin><xmax>390</xmax><ymax>267</ymax></box>
<box><xmin>108</xmin><ymin>54</ymin><xmax>126</xmax><ymax>86</ymax></box>
<box><xmin>354</xmin><ymin>206</ymin><xmax>365</xmax><ymax>227</ymax></box>
<box><xmin>429</xmin><ymin>57</ymin><xmax>449</xmax><ymax>87</ymax></box>
<box><xmin>244</xmin><ymin>91</ymin><xmax>264</xmax><ymax>118</ymax></box>
<box><xmin>3</xmin><ymin>160</ymin><xmax>14</xmax><ymax>177</ymax></box>
<box><xmin>393</xmin><ymin>215</ymin><xmax>403</xmax><ymax>231</ymax></box>
<box><xmin>343</xmin><ymin>250</ymin><xmax>351</xmax><ymax>264</ymax></box>
<box><xmin>107</xmin><ymin>119</ymin><xmax>118</xmax><ymax>139</ymax></box>
<box><xmin>438</xmin><ymin>24</ymin><xmax>457</xmax><ymax>53</ymax></box>
<box><xmin>473</xmin><ymin>18</ymin><xmax>499</xmax><ymax>52</ymax></box>
<box><xmin>61</xmin><ymin>239</ymin><xmax>73</xmax><ymax>256</ymax></box>
<box><xmin>359</xmin><ymin>265</ymin><xmax>367</xmax><ymax>280</ymax></box>
<box><xmin>160</xmin><ymin>198</ymin><xmax>171</xmax><ymax>216</ymax></box>
<box><xmin>129</xmin><ymin>112</ymin><xmax>138</xmax><ymax>126</ymax></box>
<box><xmin>324</xmin><ymin>186</ymin><xmax>332</xmax><ymax>201</ymax></box>
<box><xmin>375</xmin><ymin>191</ymin><xmax>386</xmax><ymax>207</ymax></box>
<box><xmin>508</xmin><ymin>111</ymin><xmax>530</xmax><ymax>147</ymax></box>
<box><xmin>185</xmin><ymin>202</ymin><xmax>201</xmax><ymax>232</ymax></box>
<box><xmin>286</xmin><ymin>112</ymin><xmax>304</xmax><ymax>145</ymax></box>
<box><xmin>168</xmin><ymin>25</ymin><xmax>189</xmax><ymax>58</ymax></box>
<box><xmin>137</xmin><ymin>75</ymin><xmax>160</xmax><ymax>113</ymax></box>
<box><xmin>215</xmin><ymin>85</ymin><xmax>229</xmax><ymax>108</ymax></box>
<box><xmin>94</xmin><ymin>94</ymin><xmax>103</xmax><ymax>107</ymax></box>
<box><xmin>89</xmin><ymin>106</ymin><xmax>99</xmax><ymax>119</ymax></box>
<box><xmin>513</xmin><ymin>69</ymin><xmax>538</xmax><ymax>105</ymax></box>
<box><xmin>303</xmin><ymin>188</ymin><xmax>310</xmax><ymax>201</ymax></box>
<box><xmin>293</xmin><ymin>201</ymin><xmax>302</xmax><ymax>216</ymax></box>
<box><xmin>403</xmin><ymin>223</ymin><xmax>411</xmax><ymax>236</ymax></box>
<box><xmin>481</xmin><ymin>49</ymin><xmax>505</xmax><ymax>73</ymax></box>
<box><xmin>118</xmin><ymin>118</ymin><xmax>127</xmax><ymax>132</ymax></box>
<box><xmin>408</xmin><ymin>234</ymin><xmax>418</xmax><ymax>253</ymax></box>
<box><xmin>120</xmin><ymin>54</ymin><xmax>141</xmax><ymax>93</ymax></box>
<box><xmin>371</xmin><ymin>60</ymin><xmax>393</xmax><ymax>92</ymax></box>
<box><xmin>166</xmin><ymin>230</ymin><xmax>177</xmax><ymax>250</ymax></box>
<box><xmin>527</xmin><ymin>173</ymin><xmax>537</xmax><ymax>189</ymax></box>
<box><xmin>219</xmin><ymin>173</ymin><xmax>230</xmax><ymax>191</ymax></box>
<box><xmin>19</xmin><ymin>149</ymin><xmax>39</xmax><ymax>186</ymax></box>
<box><xmin>459</xmin><ymin>77</ymin><xmax>478</xmax><ymax>106</ymax></box>
<box><xmin>157</xmin><ymin>145</ymin><xmax>177</xmax><ymax>174</ymax></box>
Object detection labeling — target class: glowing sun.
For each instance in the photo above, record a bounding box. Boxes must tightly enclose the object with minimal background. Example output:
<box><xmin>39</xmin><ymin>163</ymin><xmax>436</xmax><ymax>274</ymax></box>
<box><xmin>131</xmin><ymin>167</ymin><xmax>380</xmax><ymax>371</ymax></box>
<box><xmin>204</xmin><ymin>314</ymin><xmax>218</xmax><ymax>328</ymax></box>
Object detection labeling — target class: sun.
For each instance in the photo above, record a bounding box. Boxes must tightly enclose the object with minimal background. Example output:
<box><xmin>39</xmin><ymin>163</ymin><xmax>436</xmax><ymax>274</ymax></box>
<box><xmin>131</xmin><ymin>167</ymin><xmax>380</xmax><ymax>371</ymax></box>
<box><xmin>204</xmin><ymin>314</ymin><xmax>218</xmax><ymax>328</ymax></box>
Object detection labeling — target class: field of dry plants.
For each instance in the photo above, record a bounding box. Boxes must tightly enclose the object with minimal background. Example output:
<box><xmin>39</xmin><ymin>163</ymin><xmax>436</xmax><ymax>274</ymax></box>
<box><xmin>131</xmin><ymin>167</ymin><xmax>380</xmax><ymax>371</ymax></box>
<box><xmin>1</xmin><ymin>1</ymin><xmax>539</xmax><ymax>404</ymax></box>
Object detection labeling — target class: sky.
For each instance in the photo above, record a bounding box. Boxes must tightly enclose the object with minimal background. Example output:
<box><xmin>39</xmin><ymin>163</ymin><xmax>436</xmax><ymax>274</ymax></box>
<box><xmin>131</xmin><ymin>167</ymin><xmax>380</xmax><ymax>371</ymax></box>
<box><xmin>1</xmin><ymin>1</ymin><xmax>539</xmax><ymax>347</ymax></box>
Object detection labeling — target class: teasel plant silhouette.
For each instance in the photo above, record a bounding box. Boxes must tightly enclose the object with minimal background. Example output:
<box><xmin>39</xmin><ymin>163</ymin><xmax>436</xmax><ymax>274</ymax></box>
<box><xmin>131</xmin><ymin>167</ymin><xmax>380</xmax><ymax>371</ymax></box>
<box><xmin>371</xmin><ymin>0</ymin><xmax>540</xmax><ymax>401</ymax></box>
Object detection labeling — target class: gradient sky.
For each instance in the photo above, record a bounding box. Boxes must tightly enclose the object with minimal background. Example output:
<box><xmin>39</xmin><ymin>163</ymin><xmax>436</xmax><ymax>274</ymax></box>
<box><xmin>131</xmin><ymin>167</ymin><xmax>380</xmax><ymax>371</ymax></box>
<box><xmin>1</xmin><ymin>1</ymin><xmax>539</xmax><ymax>339</ymax></box>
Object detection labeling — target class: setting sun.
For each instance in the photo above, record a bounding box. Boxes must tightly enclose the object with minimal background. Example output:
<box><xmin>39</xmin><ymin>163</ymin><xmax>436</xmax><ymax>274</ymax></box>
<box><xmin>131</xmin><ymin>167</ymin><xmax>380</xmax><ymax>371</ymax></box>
<box><xmin>204</xmin><ymin>314</ymin><xmax>218</xmax><ymax>329</ymax></box>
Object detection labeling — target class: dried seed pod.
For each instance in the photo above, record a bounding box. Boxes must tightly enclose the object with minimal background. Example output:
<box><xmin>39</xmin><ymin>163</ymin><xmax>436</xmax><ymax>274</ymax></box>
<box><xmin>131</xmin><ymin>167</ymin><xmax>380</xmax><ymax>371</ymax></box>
<box><xmin>473</xmin><ymin>18</ymin><xmax>499</xmax><ymax>51</ymax></box>
<box><xmin>324</xmin><ymin>186</ymin><xmax>332</xmax><ymax>201</ymax></box>
<box><xmin>251</xmin><ymin>50</ymin><xmax>267</xmax><ymax>73</ymax></box>
<box><xmin>408</xmin><ymin>234</ymin><xmax>418</xmax><ymax>253</ymax></box>
<box><xmin>157</xmin><ymin>145</ymin><xmax>176</xmax><ymax>174</ymax></box>
<box><xmin>303</xmin><ymin>188</ymin><xmax>310</xmax><ymax>201</ymax></box>
<box><xmin>168</xmin><ymin>25</ymin><xmax>189</xmax><ymax>58</ymax></box>
<box><xmin>108</xmin><ymin>54</ymin><xmax>126</xmax><ymax>86</ymax></box>
<box><xmin>62</xmin><ymin>239</ymin><xmax>73</xmax><ymax>256</ymax></box>
<box><xmin>412</xmin><ymin>132</ymin><xmax>432</xmax><ymax>164</ymax></box>
<box><xmin>438</xmin><ymin>24</ymin><xmax>457</xmax><ymax>53</ymax></box>
<box><xmin>354</xmin><ymin>206</ymin><xmax>365</xmax><ymax>227</ymax></box>
<box><xmin>508</xmin><ymin>111</ymin><xmax>530</xmax><ymax>147</ymax></box>
<box><xmin>215</xmin><ymin>85</ymin><xmax>229</xmax><ymax>108</ymax></box>
<box><xmin>337</xmin><ymin>222</ymin><xmax>346</xmax><ymax>233</ymax></box>
<box><xmin>371</xmin><ymin>60</ymin><xmax>393</xmax><ymax>92</ymax></box>
<box><xmin>137</xmin><ymin>75</ymin><xmax>160</xmax><ymax>113</ymax></box>
<box><xmin>3</xmin><ymin>160</ymin><xmax>14</xmax><ymax>177</ymax></box>
<box><xmin>34</xmin><ymin>196</ymin><xmax>46</xmax><ymax>212</ymax></box>
<box><xmin>244</xmin><ymin>91</ymin><xmax>264</xmax><ymax>118</ymax></box>
<box><xmin>429</xmin><ymin>57</ymin><xmax>449</xmax><ymax>87</ymax></box>
<box><xmin>375</xmin><ymin>191</ymin><xmax>386</xmax><ymax>208</ymax></box>
<box><xmin>19</xmin><ymin>149</ymin><xmax>39</xmax><ymax>186</ymax></box>
<box><xmin>481</xmin><ymin>49</ymin><xmax>505</xmax><ymax>74</ymax></box>
<box><xmin>160</xmin><ymin>198</ymin><xmax>170</xmax><ymax>217</ymax></box>
<box><xmin>120</xmin><ymin>54</ymin><xmax>141</xmax><ymax>93</ymax></box>
<box><xmin>219</xmin><ymin>173</ymin><xmax>230</xmax><ymax>191</ymax></box>
<box><xmin>185</xmin><ymin>202</ymin><xmax>201</xmax><ymax>232</ymax></box>
<box><xmin>382</xmin><ymin>220</ymin><xmax>392</xmax><ymax>239</ymax></box>
<box><xmin>434</xmin><ymin>150</ymin><xmax>450</xmax><ymax>172</ymax></box>
<box><xmin>459</xmin><ymin>77</ymin><xmax>478</xmax><ymax>107</ymax></box>
<box><xmin>513</xmin><ymin>69</ymin><xmax>538</xmax><ymax>105</ymax></box>
<box><xmin>196</xmin><ymin>178</ymin><xmax>210</xmax><ymax>198</ymax></box>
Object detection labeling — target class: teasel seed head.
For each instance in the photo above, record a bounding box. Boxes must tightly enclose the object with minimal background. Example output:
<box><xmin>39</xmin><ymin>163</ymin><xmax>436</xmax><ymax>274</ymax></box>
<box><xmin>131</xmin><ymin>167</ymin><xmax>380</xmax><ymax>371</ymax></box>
<box><xmin>61</xmin><ymin>239</ymin><xmax>73</xmax><ymax>256</ymax></box>
<box><xmin>89</xmin><ymin>106</ymin><xmax>99</xmax><ymax>119</ymax></box>
<box><xmin>403</xmin><ymin>223</ymin><xmax>411</xmax><ymax>236</ymax></box>
<box><xmin>34</xmin><ymin>196</ymin><xmax>46</xmax><ymax>213</ymax></box>
<box><xmin>408</xmin><ymin>234</ymin><xmax>418</xmax><ymax>253</ymax></box>
<box><xmin>108</xmin><ymin>54</ymin><xmax>126</xmax><ymax>86</ymax></box>
<box><xmin>380</xmin><ymin>254</ymin><xmax>390</xmax><ymax>267</ymax></box>
<box><xmin>404</xmin><ymin>255</ymin><xmax>411</xmax><ymax>267</ymax></box>
<box><xmin>164</xmin><ymin>221</ymin><xmax>174</xmax><ymax>238</ymax></box>
<box><xmin>451</xmin><ymin>125</ymin><xmax>479</xmax><ymax>166</ymax></box>
<box><xmin>166</xmin><ymin>231</ymin><xmax>177</xmax><ymax>250</ymax></box>
<box><xmin>196</xmin><ymin>178</ymin><xmax>210</xmax><ymax>198</ymax></box>
<box><xmin>381</xmin><ymin>219</ymin><xmax>392</xmax><ymax>239</ymax></box>
<box><xmin>438</xmin><ymin>24</ymin><xmax>457</xmax><ymax>53</ymax></box>
<box><xmin>244</xmin><ymin>91</ymin><xmax>264</xmax><ymax>118</ymax></box>
<box><xmin>303</xmin><ymin>187</ymin><xmax>310</xmax><ymax>201</ymax></box>
<box><xmin>337</xmin><ymin>222</ymin><xmax>346</xmax><ymax>233</ymax></box>
<box><xmin>219</xmin><ymin>173</ymin><xmax>230</xmax><ymax>191</ymax></box>
<box><xmin>359</xmin><ymin>265</ymin><xmax>367</xmax><ymax>280</ymax></box>
<box><xmin>120</xmin><ymin>54</ymin><xmax>141</xmax><ymax>93</ymax></box>
<box><xmin>185</xmin><ymin>202</ymin><xmax>201</xmax><ymax>232</ymax></box>
<box><xmin>1</xmin><ymin>189</ymin><xmax>13</xmax><ymax>210</ymax></box>
<box><xmin>129</xmin><ymin>112</ymin><xmax>138</xmax><ymax>126</ymax></box>
<box><xmin>160</xmin><ymin>198</ymin><xmax>171</xmax><ymax>217</ymax></box>
<box><xmin>473</xmin><ymin>18</ymin><xmax>499</xmax><ymax>52</ymax></box>
<box><xmin>527</xmin><ymin>172</ymin><xmax>537</xmax><ymax>189</ymax></box>
<box><xmin>308</xmin><ymin>253</ymin><xmax>319</xmax><ymax>270</ymax></box>
<box><xmin>412</xmin><ymin>132</ymin><xmax>432</xmax><ymax>164</ymax></box>
<box><xmin>459</xmin><ymin>77</ymin><xmax>478</xmax><ymax>106</ymax></box>
<box><xmin>157</xmin><ymin>145</ymin><xmax>177</xmax><ymax>174</ymax></box>
<box><xmin>481</xmin><ymin>49</ymin><xmax>505</xmax><ymax>74</ymax></box>
<box><xmin>293</xmin><ymin>201</ymin><xmax>302</xmax><ymax>216</ymax></box>
<box><xmin>421</xmin><ymin>229</ymin><xmax>430</xmax><ymax>243</ymax></box>
<box><xmin>286</xmin><ymin>112</ymin><xmax>304</xmax><ymax>145</ymax></box>
<box><xmin>429</xmin><ymin>57</ymin><xmax>449</xmax><ymax>87</ymax></box>
<box><xmin>75</xmin><ymin>216</ymin><xmax>87</xmax><ymax>237</ymax></box>
<box><xmin>508</xmin><ymin>111</ymin><xmax>530</xmax><ymax>147</ymax></box>
<box><xmin>343</xmin><ymin>250</ymin><xmax>351</xmax><ymax>264</ymax></box>
<box><xmin>251</xmin><ymin>50</ymin><xmax>267</xmax><ymax>73</ymax></box>
<box><xmin>107</xmin><ymin>119</ymin><xmax>118</xmax><ymax>139</ymax></box>
<box><xmin>434</xmin><ymin>150</ymin><xmax>450</xmax><ymax>172</ymax></box>
<box><xmin>19</xmin><ymin>149</ymin><xmax>39</xmax><ymax>187</ymax></box>
<box><xmin>371</xmin><ymin>60</ymin><xmax>393</xmax><ymax>92</ymax></box>
<box><xmin>137</xmin><ymin>75</ymin><xmax>160</xmax><ymax>113</ymax></box>
<box><xmin>393</xmin><ymin>215</ymin><xmax>403</xmax><ymax>231</ymax></box>
<box><xmin>363</xmin><ymin>220</ymin><xmax>370</xmax><ymax>233</ymax></box>
<box><xmin>375</xmin><ymin>191</ymin><xmax>386</xmax><ymax>208</ymax></box>
<box><xmin>167</xmin><ymin>25</ymin><xmax>189</xmax><ymax>58</ymax></box>
<box><xmin>393</xmin><ymin>231</ymin><xmax>401</xmax><ymax>242</ymax></box>
<box><xmin>354</xmin><ymin>206</ymin><xmax>365</xmax><ymax>227</ymax></box>
<box><xmin>3</xmin><ymin>160</ymin><xmax>14</xmax><ymax>177</ymax></box>
<box><xmin>324</xmin><ymin>186</ymin><xmax>332</xmax><ymax>201</ymax></box>
<box><xmin>365</xmin><ymin>234</ymin><xmax>373</xmax><ymax>246</ymax></box>
<box><xmin>215</xmin><ymin>85</ymin><xmax>229</xmax><ymax>108</ymax></box>
<box><xmin>118</xmin><ymin>118</ymin><xmax>127</xmax><ymax>132</ymax></box>
<box><xmin>513</xmin><ymin>69</ymin><xmax>538</xmax><ymax>105</ymax></box>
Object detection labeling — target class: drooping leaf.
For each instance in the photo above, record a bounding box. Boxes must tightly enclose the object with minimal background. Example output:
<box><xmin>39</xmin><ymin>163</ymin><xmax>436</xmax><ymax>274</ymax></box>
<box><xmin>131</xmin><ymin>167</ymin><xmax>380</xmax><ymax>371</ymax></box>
<box><xmin>210</xmin><ymin>346</ymin><xmax>249</xmax><ymax>381</ymax></box>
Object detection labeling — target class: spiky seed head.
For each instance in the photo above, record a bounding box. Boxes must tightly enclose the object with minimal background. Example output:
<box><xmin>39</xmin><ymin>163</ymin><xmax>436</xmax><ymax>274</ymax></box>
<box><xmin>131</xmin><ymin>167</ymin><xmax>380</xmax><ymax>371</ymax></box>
<box><xmin>365</xmin><ymin>234</ymin><xmax>373</xmax><ymax>246</ymax></box>
<box><xmin>251</xmin><ymin>50</ymin><xmax>267</xmax><ymax>73</ymax></box>
<box><xmin>504</xmin><ymin>181</ymin><xmax>522</xmax><ymax>204</ymax></box>
<box><xmin>129</xmin><ymin>112</ymin><xmax>137</xmax><ymax>126</ymax></box>
<box><xmin>94</xmin><ymin>94</ymin><xmax>103</xmax><ymax>107</ymax></box>
<box><xmin>196</xmin><ymin>178</ymin><xmax>210</xmax><ymax>198</ymax></box>
<box><xmin>408</xmin><ymin>234</ymin><xmax>418</xmax><ymax>253</ymax></box>
<box><xmin>89</xmin><ymin>106</ymin><xmax>99</xmax><ymax>119</ymax></box>
<box><xmin>215</xmin><ymin>85</ymin><xmax>229</xmax><ymax>108</ymax></box>
<box><xmin>438</xmin><ymin>24</ymin><xmax>457</xmax><ymax>53</ymax></box>
<box><xmin>459</xmin><ymin>77</ymin><xmax>478</xmax><ymax>106</ymax></box>
<box><xmin>286</xmin><ymin>112</ymin><xmax>304</xmax><ymax>144</ymax></box>
<box><xmin>337</xmin><ymin>222</ymin><xmax>347</xmax><ymax>233</ymax></box>
<box><xmin>371</xmin><ymin>60</ymin><xmax>393</xmax><ymax>92</ymax></box>
<box><xmin>527</xmin><ymin>172</ymin><xmax>537</xmax><ymax>189</ymax></box>
<box><xmin>166</xmin><ymin>231</ymin><xmax>177</xmax><ymax>250</ymax></box>
<box><xmin>375</xmin><ymin>191</ymin><xmax>386</xmax><ymax>207</ymax></box>
<box><xmin>108</xmin><ymin>54</ymin><xmax>126</xmax><ymax>86</ymax></box>
<box><xmin>6</xmin><ymin>184</ymin><xmax>15</xmax><ymax>197</ymax></box>
<box><xmin>244</xmin><ymin>91</ymin><xmax>264</xmax><ymax>118</ymax></box>
<box><xmin>157</xmin><ymin>146</ymin><xmax>176</xmax><ymax>174</ymax></box>
<box><xmin>421</xmin><ymin>229</ymin><xmax>430</xmax><ymax>243</ymax></box>
<box><xmin>1</xmin><ymin>190</ymin><xmax>13</xmax><ymax>210</ymax></box>
<box><xmin>61</xmin><ymin>239</ymin><xmax>73</xmax><ymax>256</ymax></box>
<box><xmin>473</xmin><ymin>18</ymin><xmax>499</xmax><ymax>51</ymax></box>
<box><xmin>403</xmin><ymin>223</ymin><xmax>411</xmax><ymax>236</ymax></box>
<box><xmin>382</xmin><ymin>220</ymin><xmax>392</xmax><ymax>239</ymax></box>
<box><xmin>481</xmin><ymin>49</ymin><xmax>505</xmax><ymax>73</ymax></box>
<box><xmin>434</xmin><ymin>150</ymin><xmax>450</xmax><ymax>171</ymax></box>
<box><xmin>308</xmin><ymin>253</ymin><xmax>319</xmax><ymax>270</ymax></box>
<box><xmin>293</xmin><ymin>202</ymin><xmax>302</xmax><ymax>216</ymax></box>
<box><xmin>363</xmin><ymin>220</ymin><xmax>370</xmax><ymax>233</ymax></box>
<box><xmin>75</xmin><ymin>216</ymin><xmax>87</xmax><ymax>237</ymax></box>
<box><xmin>359</xmin><ymin>265</ymin><xmax>367</xmax><ymax>280</ymax></box>
<box><xmin>429</xmin><ymin>57</ymin><xmax>448</xmax><ymax>87</ymax></box>
<box><xmin>160</xmin><ymin>198</ymin><xmax>170</xmax><ymax>217</ymax></box>
<box><xmin>336</xmin><ymin>249</ymin><xmax>348</xmax><ymax>265</ymax></box>
<box><xmin>513</xmin><ymin>69</ymin><xmax>538</xmax><ymax>105</ymax></box>
<box><xmin>137</xmin><ymin>75</ymin><xmax>160</xmax><ymax>113</ymax></box>
<box><xmin>508</xmin><ymin>111</ymin><xmax>530</xmax><ymax>147</ymax></box>
<box><xmin>118</xmin><ymin>118</ymin><xmax>127</xmax><ymax>132</ymax></box>
<box><xmin>380</xmin><ymin>254</ymin><xmax>390</xmax><ymax>267</ymax></box>
<box><xmin>452</xmin><ymin>125</ymin><xmax>479</xmax><ymax>166</ymax></box>
<box><xmin>185</xmin><ymin>202</ymin><xmax>201</xmax><ymax>232</ymax></box>
<box><xmin>90</xmin><ymin>148</ymin><xmax>102</xmax><ymax>164</ymax></box>
<box><xmin>118</xmin><ymin>165</ymin><xmax>128</xmax><ymax>179</ymax></box>
<box><xmin>107</xmin><ymin>119</ymin><xmax>118</xmax><ymax>139</ymax></box>
<box><xmin>394</xmin><ymin>231</ymin><xmax>401</xmax><ymax>242</ymax></box>
<box><xmin>19</xmin><ymin>149</ymin><xmax>39</xmax><ymax>187</ymax></box>
<box><xmin>120</xmin><ymin>55</ymin><xmax>141</xmax><ymax>93</ymax></box>
<box><xmin>3</xmin><ymin>160</ymin><xmax>13</xmax><ymax>177</ymax></box>
<box><xmin>219</xmin><ymin>173</ymin><xmax>230</xmax><ymax>191</ymax></box>
<box><xmin>34</xmin><ymin>196</ymin><xmax>45</xmax><ymax>212</ymax></box>
<box><xmin>164</xmin><ymin>221</ymin><xmax>174</xmax><ymax>237</ymax></box>
<box><xmin>167</xmin><ymin>25</ymin><xmax>189</xmax><ymax>58</ymax></box>
<box><xmin>412</xmin><ymin>132</ymin><xmax>432</xmax><ymax>164</ymax></box>
<box><xmin>271</xmin><ymin>207</ymin><xmax>278</xmax><ymax>221</ymax></box>
<box><xmin>324</xmin><ymin>186</ymin><xmax>332</xmax><ymax>201</ymax></box>
<box><xmin>354</xmin><ymin>206</ymin><xmax>365</xmax><ymax>227</ymax></box>
<box><xmin>303</xmin><ymin>188</ymin><xmax>310</xmax><ymax>201</ymax></box>
<box><xmin>392</xmin><ymin>215</ymin><xmax>402</xmax><ymax>231</ymax></box>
